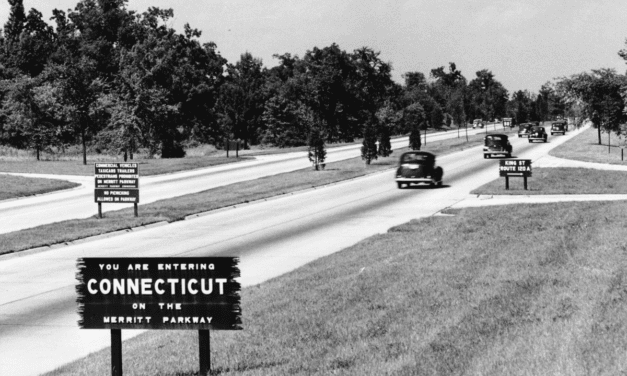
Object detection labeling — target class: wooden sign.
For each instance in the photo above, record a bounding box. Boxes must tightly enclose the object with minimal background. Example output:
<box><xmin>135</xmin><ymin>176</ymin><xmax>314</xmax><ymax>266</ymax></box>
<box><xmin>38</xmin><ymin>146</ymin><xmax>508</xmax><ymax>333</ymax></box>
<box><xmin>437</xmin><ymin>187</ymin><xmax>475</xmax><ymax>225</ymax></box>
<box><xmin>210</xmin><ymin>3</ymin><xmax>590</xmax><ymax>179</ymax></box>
<box><xmin>499</xmin><ymin>159</ymin><xmax>532</xmax><ymax>177</ymax></box>
<box><xmin>76</xmin><ymin>257</ymin><xmax>242</xmax><ymax>330</ymax></box>
<box><xmin>499</xmin><ymin>159</ymin><xmax>532</xmax><ymax>190</ymax></box>
<box><xmin>76</xmin><ymin>257</ymin><xmax>242</xmax><ymax>376</ymax></box>
<box><xmin>94</xmin><ymin>163</ymin><xmax>139</xmax><ymax>217</ymax></box>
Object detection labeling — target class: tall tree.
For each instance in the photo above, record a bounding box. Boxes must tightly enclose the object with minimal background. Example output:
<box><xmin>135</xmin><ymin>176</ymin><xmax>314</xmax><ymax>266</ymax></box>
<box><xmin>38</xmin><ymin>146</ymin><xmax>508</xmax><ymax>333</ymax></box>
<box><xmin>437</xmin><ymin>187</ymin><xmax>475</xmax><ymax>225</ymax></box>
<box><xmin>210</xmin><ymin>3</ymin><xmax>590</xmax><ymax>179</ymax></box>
<box><xmin>405</xmin><ymin>103</ymin><xmax>425</xmax><ymax>150</ymax></box>
<box><xmin>361</xmin><ymin>117</ymin><xmax>378</xmax><ymax>165</ymax></box>
<box><xmin>217</xmin><ymin>52</ymin><xmax>266</xmax><ymax>148</ymax></box>
<box><xmin>557</xmin><ymin>69</ymin><xmax>626</xmax><ymax>144</ymax></box>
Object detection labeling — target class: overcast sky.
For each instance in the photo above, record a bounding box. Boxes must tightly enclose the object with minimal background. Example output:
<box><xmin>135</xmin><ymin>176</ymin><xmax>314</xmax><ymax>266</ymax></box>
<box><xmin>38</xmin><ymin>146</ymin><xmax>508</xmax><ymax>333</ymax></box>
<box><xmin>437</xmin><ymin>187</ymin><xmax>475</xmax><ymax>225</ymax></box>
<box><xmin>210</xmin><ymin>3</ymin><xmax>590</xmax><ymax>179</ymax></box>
<box><xmin>3</xmin><ymin>0</ymin><xmax>627</xmax><ymax>94</ymax></box>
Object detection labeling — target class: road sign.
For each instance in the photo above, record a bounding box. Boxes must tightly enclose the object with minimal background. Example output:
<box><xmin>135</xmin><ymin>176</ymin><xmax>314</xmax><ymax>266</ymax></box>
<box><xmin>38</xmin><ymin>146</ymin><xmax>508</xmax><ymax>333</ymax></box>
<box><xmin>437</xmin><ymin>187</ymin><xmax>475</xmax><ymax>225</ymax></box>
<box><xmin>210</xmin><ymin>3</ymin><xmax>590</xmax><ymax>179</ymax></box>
<box><xmin>499</xmin><ymin>159</ymin><xmax>532</xmax><ymax>177</ymax></box>
<box><xmin>76</xmin><ymin>257</ymin><xmax>241</xmax><ymax>376</ymax></box>
<box><xmin>94</xmin><ymin>163</ymin><xmax>139</xmax><ymax>217</ymax></box>
<box><xmin>499</xmin><ymin>159</ymin><xmax>531</xmax><ymax>190</ymax></box>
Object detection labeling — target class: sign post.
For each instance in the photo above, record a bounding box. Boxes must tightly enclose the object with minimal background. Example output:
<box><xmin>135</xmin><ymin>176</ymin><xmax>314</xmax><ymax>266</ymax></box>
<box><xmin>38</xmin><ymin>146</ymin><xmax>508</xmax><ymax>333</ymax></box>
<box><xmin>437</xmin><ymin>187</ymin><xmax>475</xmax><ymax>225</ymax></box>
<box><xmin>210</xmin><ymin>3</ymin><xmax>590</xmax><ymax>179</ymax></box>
<box><xmin>94</xmin><ymin>163</ymin><xmax>139</xmax><ymax>218</ymax></box>
<box><xmin>499</xmin><ymin>159</ymin><xmax>532</xmax><ymax>190</ymax></box>
<box><xmin>76</xmin><ymin>257</ymin><xmax>242</xmax><ymax>376</ymax></box>
<box><xmin>225</xmin><ymin>140</ymin><xmax>240</xmax><ymax>158</ymax></box>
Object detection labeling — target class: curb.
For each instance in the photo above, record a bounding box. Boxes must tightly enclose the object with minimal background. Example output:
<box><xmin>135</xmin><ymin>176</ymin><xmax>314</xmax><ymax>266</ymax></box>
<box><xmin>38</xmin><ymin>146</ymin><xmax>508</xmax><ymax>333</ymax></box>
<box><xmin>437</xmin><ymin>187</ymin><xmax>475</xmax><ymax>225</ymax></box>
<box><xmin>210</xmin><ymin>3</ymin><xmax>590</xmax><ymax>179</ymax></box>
<box><xmin>0</xmin><ymin>221</ymin><xmax>169</xmax><ymax>261</ymax></box>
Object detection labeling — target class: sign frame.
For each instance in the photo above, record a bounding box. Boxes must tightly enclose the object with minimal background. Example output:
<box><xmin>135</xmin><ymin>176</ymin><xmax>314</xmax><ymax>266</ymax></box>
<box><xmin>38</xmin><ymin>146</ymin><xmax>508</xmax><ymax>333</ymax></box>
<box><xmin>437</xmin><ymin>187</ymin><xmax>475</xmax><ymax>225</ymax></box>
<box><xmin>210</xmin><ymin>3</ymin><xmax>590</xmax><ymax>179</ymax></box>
<box><xmin>76</xmin><ymin>257</ymin><xmax>242</xmax><ymax>376</ymax></box>
<box><xmin>94</xmin><ymin>163</ymin><xmax>139</xmax><ymax>218</ymax></box>
<box><xmin>499</xmin><ymin>159</ymin><xmax>532</xmax><ymax>190</ymax></box>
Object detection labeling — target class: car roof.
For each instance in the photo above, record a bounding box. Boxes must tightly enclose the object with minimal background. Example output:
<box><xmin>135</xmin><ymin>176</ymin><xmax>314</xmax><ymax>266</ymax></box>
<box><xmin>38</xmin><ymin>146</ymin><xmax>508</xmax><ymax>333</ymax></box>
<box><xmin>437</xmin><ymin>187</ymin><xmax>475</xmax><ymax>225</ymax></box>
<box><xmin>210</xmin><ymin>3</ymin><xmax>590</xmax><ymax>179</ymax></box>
<box><xmin>401</xmin><ymin>151</ymin><xmax>435</xmax><ymax>157</ymax></box>
<box><xmin>485</xmin><ymin>134</ymin><xmax>508</xmax><ymax>138</ymax></box>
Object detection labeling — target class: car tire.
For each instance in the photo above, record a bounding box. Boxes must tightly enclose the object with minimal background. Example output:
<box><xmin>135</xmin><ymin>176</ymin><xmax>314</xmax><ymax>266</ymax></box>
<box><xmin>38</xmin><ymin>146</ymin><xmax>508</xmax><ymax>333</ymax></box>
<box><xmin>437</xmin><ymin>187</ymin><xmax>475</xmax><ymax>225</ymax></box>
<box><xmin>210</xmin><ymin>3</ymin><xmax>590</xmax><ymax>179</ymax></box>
<box><xmin>506</xmin><ymin>153</ymin><xmax>511</xmax><ymax>158</ymax></box>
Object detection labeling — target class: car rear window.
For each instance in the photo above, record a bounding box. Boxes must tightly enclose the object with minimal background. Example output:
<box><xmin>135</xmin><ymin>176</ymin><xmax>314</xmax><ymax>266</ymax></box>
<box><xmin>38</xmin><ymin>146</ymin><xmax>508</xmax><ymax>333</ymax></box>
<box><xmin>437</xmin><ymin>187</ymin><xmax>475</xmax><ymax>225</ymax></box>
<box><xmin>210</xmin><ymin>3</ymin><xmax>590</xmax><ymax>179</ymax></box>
<box><xmin>402</xmin><ymin>154</ymin><xmax>431</xmax><ymax>163</ymax></box>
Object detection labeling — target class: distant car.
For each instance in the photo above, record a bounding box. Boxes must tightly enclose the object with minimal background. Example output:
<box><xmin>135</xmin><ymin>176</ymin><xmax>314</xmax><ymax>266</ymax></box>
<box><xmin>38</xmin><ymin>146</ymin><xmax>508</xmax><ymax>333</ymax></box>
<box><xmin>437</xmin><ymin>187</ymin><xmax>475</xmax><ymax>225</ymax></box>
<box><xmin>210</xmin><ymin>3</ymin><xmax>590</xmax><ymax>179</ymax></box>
<box><xmin>528</xmin><ymin>126</ymin><xmax>548</xmax><ymax>143</ymax></box>
<box><xmin>551</xmin><ymin>121</ymin><xmax>568</xmax><ymax>135</ymax></box>
<box><xmin>502</xmin><ymin>117</ymin><xmax>514</xmax><ymax>128</ymax></box>
<box><xmin>395</xmin><ymin>151</ymin><xmax>443</xmax><ymax>188</ymax></box>
<box><xmin>483</xmin><ymin>134</ymin><xmax>512</xmax><ymax>158</ymax></box>
<box><xmin>472</xmin><ymin>119</ymin><xmax>484</xmax><ymax>129</ymax></box>
<box><xmin>518</xmin><ymin>123</ymin><xmax>532</xmax><ymax>138</ymax></box>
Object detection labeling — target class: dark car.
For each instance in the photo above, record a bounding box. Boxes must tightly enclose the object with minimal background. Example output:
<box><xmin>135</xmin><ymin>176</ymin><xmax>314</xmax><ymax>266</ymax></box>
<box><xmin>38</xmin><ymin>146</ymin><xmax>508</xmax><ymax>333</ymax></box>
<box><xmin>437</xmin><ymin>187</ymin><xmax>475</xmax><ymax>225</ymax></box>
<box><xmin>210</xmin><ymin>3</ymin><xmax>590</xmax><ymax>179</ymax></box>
<box><xmin>551</xmin><ymin>121</ymin><xmax>568</xmax><ymax>135</ymax></box>
<box><xmin>528</xmin><ymin>126</ymin><xmax>548</xmax><ymax>143</ymax></box>
<box><xmin>518</xmin><ymin>123</ymin><xmax>532</xmax><ymax>138</ymax></box>
<box><xmin>483</xmin><ymin>134</ymin><xmax>512</xmax><ymax>158</ymax></box>
<box><xmin>395</xmin><ymin>151</ymin><xmax>443</xmax><ymax>189</ymax></box>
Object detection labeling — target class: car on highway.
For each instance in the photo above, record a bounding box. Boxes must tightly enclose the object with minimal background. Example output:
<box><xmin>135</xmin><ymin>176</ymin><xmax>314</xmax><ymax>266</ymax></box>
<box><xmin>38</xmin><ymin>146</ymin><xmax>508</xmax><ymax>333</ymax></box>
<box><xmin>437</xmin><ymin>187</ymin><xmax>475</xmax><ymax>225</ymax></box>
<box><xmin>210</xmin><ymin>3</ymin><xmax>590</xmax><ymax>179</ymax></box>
<box><xmin>551</xmin><ymin>121</ymin><xmax>568</xmax><ymax>135</ymax></box>
<box><xmin>395</xmin><ymin>151</ymin><xmax>443</xmax><ymax>188</ymax></box>
<box><xmin>483</xmin><ymin>134</ymin><xmax>512</xmax><ymax>158</ymax></box>
<box><xmin>518</xmin><ymin>123</ymin><xmax>532</xmax><ymax>138</ymax></box>
<box><xmin>472</xmin><ymin>119</ymin><xmax>484</xmax><ymax>129</ymax></box>
<box><xmin>528</xmin><ymin>126</ymin><xmax>548</xmax><ymax>142</ymax></box>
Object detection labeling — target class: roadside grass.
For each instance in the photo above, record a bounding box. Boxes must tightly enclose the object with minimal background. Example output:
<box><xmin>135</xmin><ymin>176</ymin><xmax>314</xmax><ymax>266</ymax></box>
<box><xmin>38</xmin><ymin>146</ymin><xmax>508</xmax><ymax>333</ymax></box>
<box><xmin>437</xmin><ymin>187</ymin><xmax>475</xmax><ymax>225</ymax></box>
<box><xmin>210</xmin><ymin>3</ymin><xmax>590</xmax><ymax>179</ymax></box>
<box><xmin>0</xmin><ymin>155</ymin><xmax>251</xmax><ymax>176</ymax></box>
<box><xmin>45</xmin><ymin>200</ymin><xmax>627</xmax><ymax>375</ymax></box>
<box><xmin>550</xmin><ymin>126</ymin><xmax>627</xmax><ymax>165</ymax></box>
<box><xmin>0</xmin><ymin>130</ymin><xmax>498</xmax><ymax>256</ymax></box>
<box><xmin>471</xmin><ymin>167</ymin><xmax>627</xmax><ymax>195</ymax></box>
<box><xmin>0</xmin><ymin>174</ymin><xmax>79</xmax><ymax>200</ymax></box>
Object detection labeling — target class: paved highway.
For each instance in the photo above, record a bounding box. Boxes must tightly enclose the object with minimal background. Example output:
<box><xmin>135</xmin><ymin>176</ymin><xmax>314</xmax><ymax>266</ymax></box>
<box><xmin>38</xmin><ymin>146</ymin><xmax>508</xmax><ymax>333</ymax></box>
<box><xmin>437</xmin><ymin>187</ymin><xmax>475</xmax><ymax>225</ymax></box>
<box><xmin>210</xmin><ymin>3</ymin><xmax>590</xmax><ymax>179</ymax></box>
<box><xmin>0</xmin><ymin>126</ymin><xmax>588</xmax><ymax>375</ymax></box>
<box><xmin>0</xmin><ymin>127</ymin><xmax>500</xmax><ymax>235</ymax></box>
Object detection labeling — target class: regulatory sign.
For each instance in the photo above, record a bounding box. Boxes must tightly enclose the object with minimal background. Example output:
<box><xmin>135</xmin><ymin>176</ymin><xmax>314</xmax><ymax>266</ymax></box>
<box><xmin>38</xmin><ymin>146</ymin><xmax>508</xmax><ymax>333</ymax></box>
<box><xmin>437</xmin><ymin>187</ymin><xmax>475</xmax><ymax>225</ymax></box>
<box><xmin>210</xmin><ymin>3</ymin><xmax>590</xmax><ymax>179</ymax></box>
<box><xmin>94</xmin><ymin>163</ymin><xmax>139</xmax><ymax>203</ymax></box>
<box><xmin>499</xmin><ymin>159</ymin><xmax>532</xmax><ymax>177</ymax></box>
<box><xmin>76</xmin><ymin>257</ymin><xmax>242</xmax><ymax>330</ymax></box>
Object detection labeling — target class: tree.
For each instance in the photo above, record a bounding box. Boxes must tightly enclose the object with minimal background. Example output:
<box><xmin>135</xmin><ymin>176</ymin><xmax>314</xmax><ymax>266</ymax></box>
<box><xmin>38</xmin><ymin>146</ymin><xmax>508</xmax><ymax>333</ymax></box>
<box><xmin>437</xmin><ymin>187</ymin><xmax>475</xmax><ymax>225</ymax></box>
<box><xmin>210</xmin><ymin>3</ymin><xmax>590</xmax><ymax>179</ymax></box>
<box><xmin>217</xmin><ymin>52</ymin><xmax>266</xmax><ymax>148</ymax></box>
<box><xmin>430</xmin><ymin>104</ymin><xmax>444</xmax><ymax>129</ymax></box>
<box><xmin>307</xmin><ymin>126</ymin><xmax>326</xmax><ymax>170</ymax></box>
<box><xmin>405</xmin><ymin>103</ymin><xmax>425</xmax><ymax>150</ymax></box>
<box><xmin>466</xmin><ymin>69</ymin><xmax>508</xmax><ymax>121</ymax></box>
<box><xmin>0</xmin><ymin>76</ymin><xmax>65</xmax><ymax>159</ymax></box>
<box><xmin>361</xmin><ymin>117</ymin><xmax>378</xmax><ymax>165</ymax></box>
<box><xmin>557</xmin><ymin>69</ymin><xmax>626</xmax><ymax>144</ymax></box>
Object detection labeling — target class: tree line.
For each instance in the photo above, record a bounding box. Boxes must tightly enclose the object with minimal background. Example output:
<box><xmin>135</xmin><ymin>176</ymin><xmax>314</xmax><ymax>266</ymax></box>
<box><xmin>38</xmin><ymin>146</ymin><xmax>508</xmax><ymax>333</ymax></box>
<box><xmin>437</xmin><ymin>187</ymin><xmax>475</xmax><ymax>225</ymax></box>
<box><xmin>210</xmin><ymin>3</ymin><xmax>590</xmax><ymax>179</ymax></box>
<box><xmin>0</xmin><ymin>0</ymin><xmax>593</xmax><ymax>166</ymax></box>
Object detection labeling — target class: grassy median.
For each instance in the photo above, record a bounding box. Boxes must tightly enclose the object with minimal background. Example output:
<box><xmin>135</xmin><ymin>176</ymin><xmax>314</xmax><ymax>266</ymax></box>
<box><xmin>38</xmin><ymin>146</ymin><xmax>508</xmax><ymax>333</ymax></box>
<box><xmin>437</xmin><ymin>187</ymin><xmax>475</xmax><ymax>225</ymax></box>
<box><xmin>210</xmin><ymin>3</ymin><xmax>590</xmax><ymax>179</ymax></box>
<box><xmin>0</xmin><ymin>174</ymin><xmax>79</xmax><ymax>200</ymax></box>
<box><xmin>0</xmin><ymin>129</ymin><xmax>502</xmax><ymax>256</ymax></box>
<box><xmin>46</xmin><ymin>200</ymin><xmax>627</xmax><ymax>375</ymax></box>
<box><xmin>471</xmin><ymin>167</ymin><xmax>627</xmax><ymax>195</ymax></box>
<box><xmin>550</xmin><ymin>126</ymin><xmax>627</xmax><ymax>165</ymax></box>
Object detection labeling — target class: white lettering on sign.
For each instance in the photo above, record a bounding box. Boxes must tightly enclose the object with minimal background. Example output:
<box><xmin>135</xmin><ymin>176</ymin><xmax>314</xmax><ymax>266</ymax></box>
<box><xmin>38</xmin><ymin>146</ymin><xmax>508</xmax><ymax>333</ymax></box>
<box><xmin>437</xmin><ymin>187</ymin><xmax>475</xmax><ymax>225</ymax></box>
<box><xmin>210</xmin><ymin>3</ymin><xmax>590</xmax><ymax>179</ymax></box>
<box><xmin>103</xmin><ymin>316</ymin><xmax>152</xmax><ymax>324</ymax></box>
<box><xmin>162</xmin><ymin>316</ymin><xmax>213</xmax><ymax>324</ymax></box>
<box><xmin>86</xmin><ymin>278</ymin><xmax>228</xmax><ymax>295</ymax></box>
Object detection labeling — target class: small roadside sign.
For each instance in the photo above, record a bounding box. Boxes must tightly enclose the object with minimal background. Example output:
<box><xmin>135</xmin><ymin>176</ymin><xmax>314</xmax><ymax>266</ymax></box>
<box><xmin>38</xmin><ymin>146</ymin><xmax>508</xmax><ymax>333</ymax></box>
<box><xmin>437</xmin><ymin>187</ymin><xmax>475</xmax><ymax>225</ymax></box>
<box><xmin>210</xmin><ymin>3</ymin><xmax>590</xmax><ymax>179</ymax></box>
<box><xmin>94</xmin><ymin>163</ymin><xmax>139</xmax><ymax>218</ymax></box>
<box><xmin>499</xmin><ymin>159</ymin><xmax>531</xmax><ymax>190</ymax></box>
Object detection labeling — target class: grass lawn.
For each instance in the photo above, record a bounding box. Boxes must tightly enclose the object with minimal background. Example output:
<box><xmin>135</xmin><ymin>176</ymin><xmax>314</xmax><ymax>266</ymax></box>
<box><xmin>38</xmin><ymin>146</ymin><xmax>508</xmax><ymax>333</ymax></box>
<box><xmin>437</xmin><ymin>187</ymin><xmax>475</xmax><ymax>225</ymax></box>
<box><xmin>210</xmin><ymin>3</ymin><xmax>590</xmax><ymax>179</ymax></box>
<box><xmin>0</xmin><ymin>156</ymin><xmax>251</xmax><ymax>176</ymax></box>
<box><xmin>0</xmin><ymin>174</ymin><xmax>79</xmax><ymax>200</ymax></box>
<box><xmin>46</xmin><ymin>200</ymin><xmax>627</xmax><ymax>375</ymax></box>
<box><xmin>550</xmin><ymin>126</ymin><xmax>627</xmax><ymax>165</ymax></box>
<box><xmin>471</xmin><ymin>167</ymin><xmax>627</xmax><ymax>195</ymax></box>
<box><xmin>0</xmin><ymin>130</ymin><xmax>501</xmax><ymax>256</ymax></box>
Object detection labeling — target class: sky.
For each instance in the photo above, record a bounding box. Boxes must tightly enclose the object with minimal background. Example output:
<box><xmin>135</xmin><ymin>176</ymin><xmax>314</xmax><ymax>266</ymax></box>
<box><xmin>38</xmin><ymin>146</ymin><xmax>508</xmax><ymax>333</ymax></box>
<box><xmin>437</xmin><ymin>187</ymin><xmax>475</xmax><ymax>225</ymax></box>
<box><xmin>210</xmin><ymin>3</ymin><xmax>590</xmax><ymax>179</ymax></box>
<box><xmin>2</xmin><ymin>0</ymin><xmax>627</xmax><ymax>94</ymax></box>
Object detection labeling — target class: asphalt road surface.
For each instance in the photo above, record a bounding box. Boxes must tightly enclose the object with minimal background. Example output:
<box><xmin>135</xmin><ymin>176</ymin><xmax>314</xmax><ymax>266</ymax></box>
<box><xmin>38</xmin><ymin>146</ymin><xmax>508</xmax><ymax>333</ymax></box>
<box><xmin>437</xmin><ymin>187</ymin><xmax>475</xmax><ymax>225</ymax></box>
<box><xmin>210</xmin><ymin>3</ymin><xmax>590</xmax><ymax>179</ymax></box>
<box><xmin>0</xmin><ymin>127</ymin><xmax>496</xmax><ymax>235</ymax></box>
<box><xmin>0</xmin><ymin>126</ymin><xmax>585</xmax><ymax>375</ymax></box>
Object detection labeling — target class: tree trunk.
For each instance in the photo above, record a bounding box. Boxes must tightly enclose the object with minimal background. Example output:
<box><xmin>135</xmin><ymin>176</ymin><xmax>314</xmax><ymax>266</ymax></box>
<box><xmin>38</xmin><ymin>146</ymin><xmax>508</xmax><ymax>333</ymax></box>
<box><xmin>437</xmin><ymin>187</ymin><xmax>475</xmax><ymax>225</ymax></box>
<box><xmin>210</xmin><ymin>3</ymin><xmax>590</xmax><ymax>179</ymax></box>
<box><xmin>82</xmin><ymin>128</ymin><xmax>87</xmax><ymax>165</ymax></box>
<box><xmin>598</xmin><ymin>125</ymin><xmax>602</xmax><ymax>145</ymax></box>
<box><xmin>36</xmin><ymin>145</ymin><xmax>40</xmax><ymax>161</ymax></box>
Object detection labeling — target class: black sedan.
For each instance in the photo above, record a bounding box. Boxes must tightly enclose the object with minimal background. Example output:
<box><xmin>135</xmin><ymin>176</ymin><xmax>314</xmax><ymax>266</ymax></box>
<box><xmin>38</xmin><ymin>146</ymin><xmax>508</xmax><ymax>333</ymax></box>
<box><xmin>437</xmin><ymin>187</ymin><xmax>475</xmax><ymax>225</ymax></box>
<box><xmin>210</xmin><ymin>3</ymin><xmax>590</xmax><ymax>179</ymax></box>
<box><xmin>395</xmin><ymin>151</ymin><xmax>443</xmax><ymax>189</ymax></box>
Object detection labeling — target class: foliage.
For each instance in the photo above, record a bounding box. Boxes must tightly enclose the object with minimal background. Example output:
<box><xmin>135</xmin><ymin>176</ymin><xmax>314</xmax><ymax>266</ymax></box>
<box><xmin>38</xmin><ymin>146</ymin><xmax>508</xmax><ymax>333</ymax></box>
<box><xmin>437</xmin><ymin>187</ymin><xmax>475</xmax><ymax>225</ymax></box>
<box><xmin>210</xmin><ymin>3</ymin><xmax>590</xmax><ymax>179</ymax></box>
<box><xmin>307</xmin><ymin>126</ymin><xmax>326</xmax><ymax>170</ymax></box>
<box><xmin>361</xmin><ymin>117</ymin><xmax>378</xmax><ymax>164</ymax></box>
<box><xmin>557</xmin><ymin>68</ymin><xmax>627</xmax><ymax>144</ymax></box>
<box><xmin>405</xmin><ymin>103</ymin><xmax>424</xmax><ymax>150</ymax></box>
